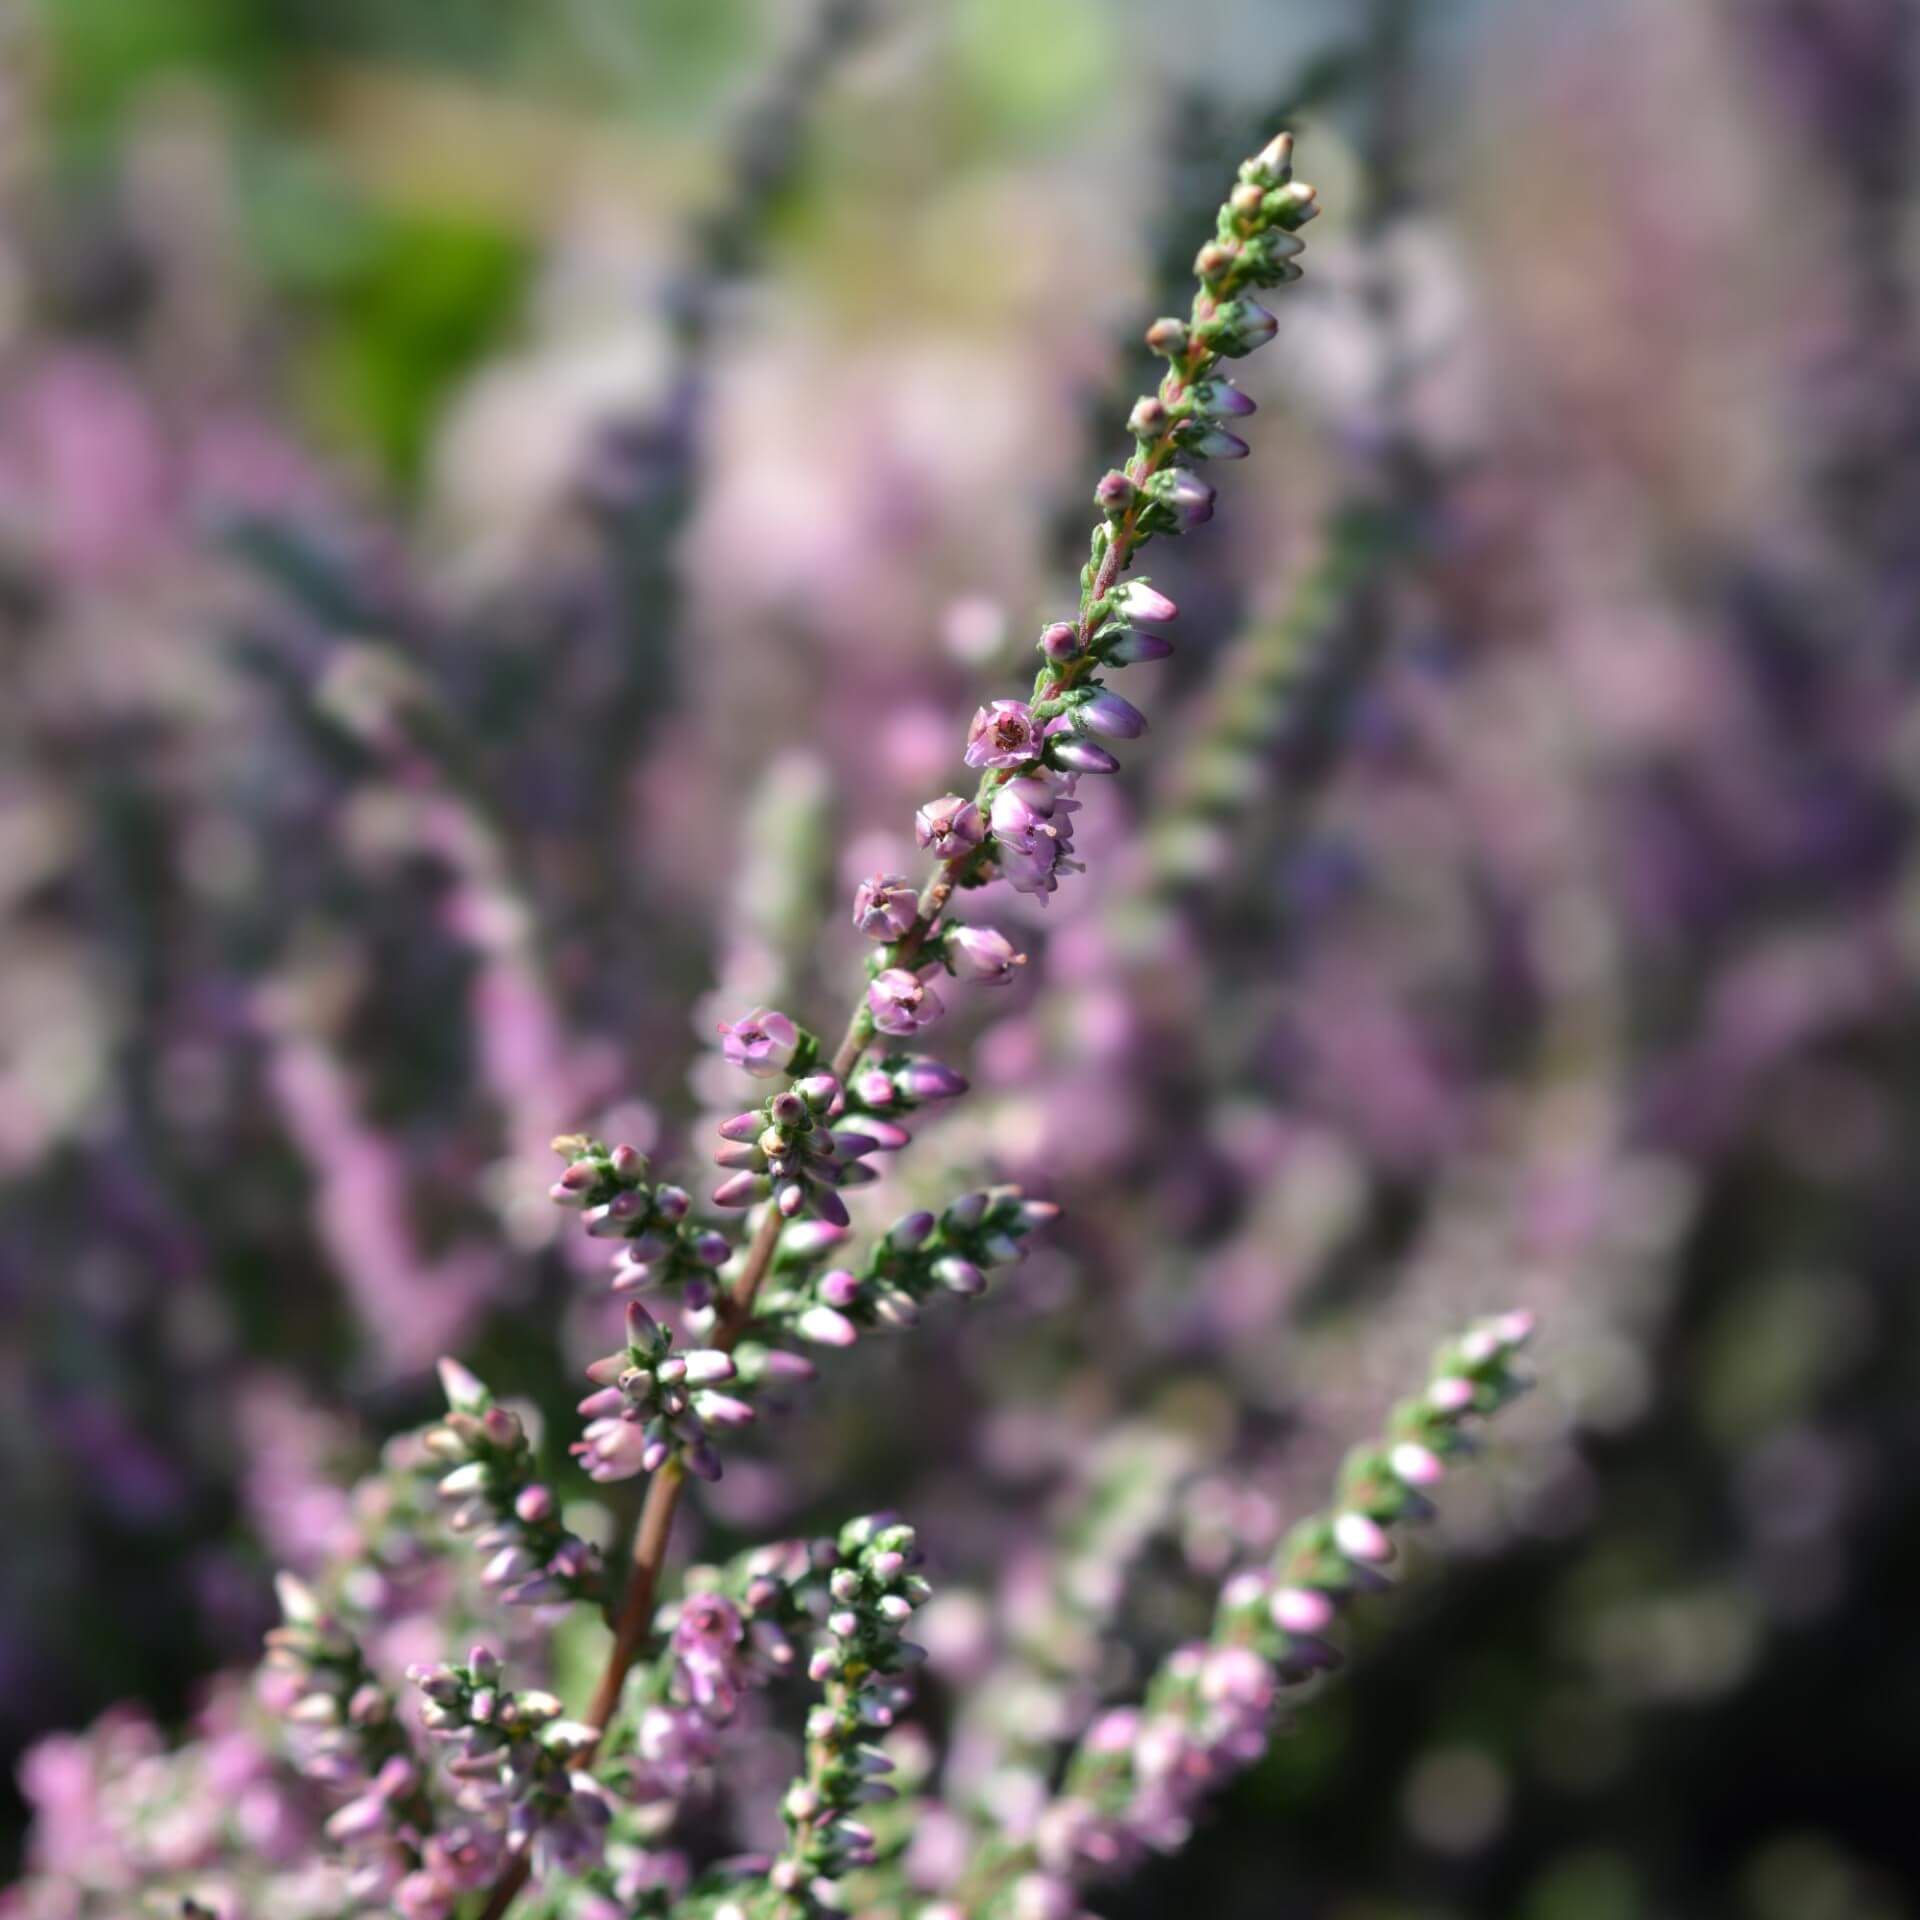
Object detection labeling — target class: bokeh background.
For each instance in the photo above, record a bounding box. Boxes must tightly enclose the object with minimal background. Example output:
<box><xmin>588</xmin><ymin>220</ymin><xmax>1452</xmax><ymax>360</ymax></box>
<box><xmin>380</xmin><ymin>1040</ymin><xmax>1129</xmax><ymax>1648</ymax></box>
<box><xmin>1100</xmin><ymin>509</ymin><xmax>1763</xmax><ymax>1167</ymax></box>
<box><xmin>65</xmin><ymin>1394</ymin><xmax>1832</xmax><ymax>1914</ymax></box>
<box><xmin>5</xmin><ymin>0</ymin><xmax>1920</xmax><ymax>1914</ymax></box>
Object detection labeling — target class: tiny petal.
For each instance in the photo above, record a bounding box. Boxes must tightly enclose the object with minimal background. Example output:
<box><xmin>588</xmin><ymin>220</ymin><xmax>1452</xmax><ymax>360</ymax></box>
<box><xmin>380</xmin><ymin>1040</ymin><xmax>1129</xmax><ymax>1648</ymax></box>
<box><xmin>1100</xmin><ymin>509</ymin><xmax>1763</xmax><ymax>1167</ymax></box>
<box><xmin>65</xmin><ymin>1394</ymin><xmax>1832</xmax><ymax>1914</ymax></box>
<box><xmin>1189</xmin><ymin>426</ymin><xmax>1250</xmax><ymax>459</ymax></box>
<box><xmin>1270</xmin><ymin>1585</ymin><xmax>1336</xmax><ymax>1635</ymax></box>
<box><xmin>1116</xmin><ymin>582</ymin><xmax>1178</xmax><ymax>626</ymax></box>
<box><xmin>868</xmin><ymin>967</ymin><xmax>945</xmax><ymax>1036</ymax></box>
<box><xmin>691</xmin><ymin>1391</ymin><xmax>756</xmax><ymax>1429</ymax></box>
<box><xmin>853</xmin><ymin>874</ymin><xmax>919</xmax><ymax>942</ymax></box>
<box><xmin>1191</xmin><ymin>378</ymin><xmax>1256</xmax><ymax>417</ymax></box>
<box><xmin>947</xmin><ymin>924</ymin><xmax>1025</xmax><ymax>984</ymax></box>
<box><xmin>820</xmin><ymin>1268</ymin><xmax>862</xmax><ymax>1308</ymax></box>
<box><xmin>436</xmin><ymin>1358</ymin><xmax>489</xmax><ymax>1413</ymax></box>
<box><xmin>1152</xmin><ymin>468</ymin><xmax>1216</xmax><ymax>527</ymax></box>
<box><xmin>797</xmin><ymin>1305</ymin><xmax>859</xmax><ymax>1348</ymax></box>
<box><xmin>1333</xmin><ymin>1512</ymin><xmax>1394</xmax><ymax>1565</ymax></box>
<box><xmin>713</xmin><ymin>1171</ymin><xmax>764</xmax><ymax>1208</ymax></box>
<box><xmin>1494</xmin><ymin>1309</ymin><xmax>1536</xmax><ymax>1348</ymax></box>
<box><xmin>895</xmin><ymin>1057</ymin><xmax>967</xmax><ymax>1101</ymax></box>
<box><xmin>964</xmin><ymin>699</ymin><xmax>1042</xmax><ymax>770</ymax></box>
<box><xmin>1048</xmin><ymin>736</ymin><xmax>1120</xmax><ymax>776</ymax></box>
<box><xmin>717</xmin><ymin>1007</ymin><xmax>800</xmax><ymax>1079</ymax></box>
<box><xmin>1104</xmin><ymin>628</ymin><xmax>1174</xmax><ymax>665</ymax></box>
<box><xmin>1077</xmin><ymin>690</ymin><xmax>1148</xmax><ymax>739</ymax></box>
<box><xmin>914</xmin><ymin>794</ymin><xmax>986</xmax><ymax>859</ymax></box>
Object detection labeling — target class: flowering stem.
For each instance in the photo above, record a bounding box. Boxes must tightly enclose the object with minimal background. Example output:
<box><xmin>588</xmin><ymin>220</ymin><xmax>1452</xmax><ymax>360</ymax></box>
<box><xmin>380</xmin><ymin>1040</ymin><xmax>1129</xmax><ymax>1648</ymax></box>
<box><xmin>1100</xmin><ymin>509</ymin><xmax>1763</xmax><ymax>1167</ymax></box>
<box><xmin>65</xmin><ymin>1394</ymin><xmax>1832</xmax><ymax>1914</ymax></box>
<box><xmin>489</xmin><ymin>128</ymin><xmax>1317</xmax><ymax>1920</ymax></box>
<box><xmin>475</xmin><ymin>1198</ymin><xmax>786</xmax><ymax>1919</ymax></box>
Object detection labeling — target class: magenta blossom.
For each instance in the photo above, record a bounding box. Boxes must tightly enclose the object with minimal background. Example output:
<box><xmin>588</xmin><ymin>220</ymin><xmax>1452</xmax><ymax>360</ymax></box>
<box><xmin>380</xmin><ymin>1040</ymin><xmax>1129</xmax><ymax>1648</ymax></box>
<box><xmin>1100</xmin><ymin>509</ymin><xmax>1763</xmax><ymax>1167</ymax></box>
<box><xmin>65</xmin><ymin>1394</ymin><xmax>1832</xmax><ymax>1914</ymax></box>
<box><xmin>572</xmin><ymin>1416</ymin><xmax>650</xmax><ymax>1483</ymax></box>
<box><xmin>1076</xmin><ymin>689</ymin><xmax>1148</xmax><ymax>739</ymax></box>
<box><xmin>1115</xmin><ymin>580</ymin><xmax>1178</xmax><ymax>625</ymax></box>
<box><xmin>868</xmin><ymin>967</ymin><xmax>945</xmax><ymax>1035</ymax></box>
<box><xmin>964</xmin><ymin>699</ymin><xmax>1041</xmax><ymax>769</ymax></box>
<box><xmin>853</xmin><ymin>874</ymin><xmax>918</xmax><ymax>942</ymax></box>
<box><xmin>672</xmin><ymin>1592</ymin><xmax>749</xmax><ymax>1717</ymax></box>
<box><xmin>947</xmin><ymin>924</ymin><xmax>1025</xmax><ymax>984</ymax></box>
<box><xmin>915</xmin><ymin>793</ymin><xmax>985</xmax><ymax>859</ymax></box>
<box><xmin>990</xmin><ymin>782</ymin><xmax>1082</xmax><ymax>899</ymax></box>
<box><xmin>718</xmin><ymin>1006</ymin><xmax>800</xmax><ymax>1078</ymax></box>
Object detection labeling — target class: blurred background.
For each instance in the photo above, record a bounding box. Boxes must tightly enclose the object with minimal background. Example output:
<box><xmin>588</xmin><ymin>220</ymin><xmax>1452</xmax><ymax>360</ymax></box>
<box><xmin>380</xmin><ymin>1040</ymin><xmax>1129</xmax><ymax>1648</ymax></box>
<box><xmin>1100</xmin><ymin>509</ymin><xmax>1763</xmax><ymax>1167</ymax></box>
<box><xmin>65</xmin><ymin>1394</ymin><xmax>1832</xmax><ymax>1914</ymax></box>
<box><xmin>4</xmin><ymin>0</ymin><xmax>1920</xmax><ymax>1913</ymax></box>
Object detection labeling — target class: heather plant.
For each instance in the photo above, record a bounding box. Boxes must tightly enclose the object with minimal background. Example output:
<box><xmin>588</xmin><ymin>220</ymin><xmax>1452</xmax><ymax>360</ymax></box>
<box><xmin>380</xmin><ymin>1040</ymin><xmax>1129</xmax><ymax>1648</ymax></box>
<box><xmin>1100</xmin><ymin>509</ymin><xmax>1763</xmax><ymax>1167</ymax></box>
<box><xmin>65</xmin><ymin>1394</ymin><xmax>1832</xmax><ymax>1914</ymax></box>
<box><xmin>16</xmin><ymin>2</ymin><xmax>1920</xmax><ymax>1915</ymax></box>
<box><xmin>0</xmin><ymin>117</ymin><xmax>1551</xmax><ymax>1920</ymax></box>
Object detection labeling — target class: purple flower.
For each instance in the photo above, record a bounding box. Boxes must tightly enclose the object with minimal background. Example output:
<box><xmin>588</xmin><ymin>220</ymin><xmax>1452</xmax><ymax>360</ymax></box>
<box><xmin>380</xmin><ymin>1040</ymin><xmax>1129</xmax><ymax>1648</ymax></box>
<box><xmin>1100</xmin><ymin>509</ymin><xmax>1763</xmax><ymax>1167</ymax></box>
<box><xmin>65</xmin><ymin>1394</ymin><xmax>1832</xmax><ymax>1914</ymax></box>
<box><xmin>965</xmin><ymin>699</ymin><xmax>1042</xmax><ymax>769</ymax></box>
<box><xmin>915</xmin><ymin>793</ymin><xmax>986</xmax><ymax>859</ymax></box>
<box><xmin>853</xmin><ymin>874</ymin><xmax>918</xmax><ymax>942</ymax></box>
<box><xmin>948</xmin><ymin>924</ymin><xmax>1024</xmax><ymax>985</ymax></box>
<box><xmin>1105</xmin><ymin>629</ymin><xmax>1174</xmax><ymax>665</ymax></box>
<box><xmin>1077</xmin><ymin>690</ymin><xmax>1148</xmax><ymax>739</ymax></box>
<box><xmin>573</xmin><ymin>1416</ymin><xmax>652</xmax><ymax>1483</ymax></box>
<box><xmin>797</xmin><ymin>1304</ymin><xmax>858</xmax><ymax>1347</ymax></box>
<box><xmin>718</xmin><ymin>1007</ymin><xmax>800</xmax><ymax>1078</ymax></box>
<box><xmin>1209</xmin><ymin>296</ymin><xmax>1279</xmax><ymax>355</ymax></box>
<box><xmin>894</xmin><ymin>1057</ymin><xmax>967</xmax><ymax>1101</ymax></box>
<box><xmin>1191</xmin><ymin>378</ymin><xmax>1256</xmax><ymax>417</ymax></box>
<box><xmin>673</xmin><ymin>1592</ymin><xmax>748</xmax><ymax>1716</ymax></box>
<box><xmin>1048</xmin><ymin>736</ymin><xmax>1120</xmax><ymax>777</ymax></box>
<box><xmin>1270</xmin><ymin>1585</ymin><xmax>1335</xmax><ymax>1635</ymax></box>
<box><xmin>1189</xmin><ymin>425</ymin><xmax>1249</xmax><ymax>460</ymax></box>
<box><xmin>1389</xmin><ymin>1442</ymin><xmax>1446</xmax><ymax>1488</ymax></box>
<box><xmin>1115</xmin><ymin>581</ymin><xmax>1178</xmax><ymax>625</ymax></box>
<box><xmin>1150</xmin><ymin>468</ymin><xmax>1216</xmax><ymax>528</ymax></box>
<box><xmin>990</xmin><ymin>782</ymin><xmax>1082</xmax><ymax>899</ymax></box>
<box><xmin>1333</xmin><ymin>1512</ymin><xmax>1394</xmax><ymax>1565</ymax></box>
<box><xmin>868</xmin><ymin>967</ymin><xmax>945</xmax><ymax>1036</ymax></box>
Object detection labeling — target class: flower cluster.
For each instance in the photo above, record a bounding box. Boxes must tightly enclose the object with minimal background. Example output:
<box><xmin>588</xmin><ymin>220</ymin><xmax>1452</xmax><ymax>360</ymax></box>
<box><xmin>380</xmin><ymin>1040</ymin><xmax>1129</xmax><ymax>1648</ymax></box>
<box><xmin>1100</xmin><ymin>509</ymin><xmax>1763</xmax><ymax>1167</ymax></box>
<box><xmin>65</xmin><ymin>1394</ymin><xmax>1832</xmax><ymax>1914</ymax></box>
<box><xmin>573</xmin><ymin>1301</ymin><xmax>758</xmax><ymax>1485</ymax></box>
<box><xmin>882</xmin><ymin>136</ymin><xmax>1316</xmax><ymax>918</ymax></box>
<box><xmin>601</xmin><ymin>1538</ymin><xmax>832</xmax><ymax>1821</ymax></box>
<box><xmin>0</xmin><ymin>114</ymin><xmax>1582</xmax><ymax>1920</ymax></box>
<box><xmin>761</xmin><ymin>1185</ymin><xmax>1060</xmax><ymax>1348</ymax></box>
<box><xmin>260</xmin><ymin>1574</ymin><xmax>442</xmax><ymax>1908</ymax></box>
<box><xmin>768</xmin><ymin>1516</ymin><xmax>931</xmax><ymax>1911</ymax></box>
<box><xmin>426</xmin><ymin>1361</ymin><xmax>604</xmax><ymax>1606</ymax></box>
<box><xmin>409</xmin><ymin>1648</ymin><xmax>616</xmax><ymax>1877</ymax></box>
<box><xmin>713</xmin><ymin>1071</ymin><xmax>897</xmax><ymax>1229</ymax></box>
<box><xmin>551</xmin><ymin>1135</ymin><xmax>736</xmax><ymax>1293</ymax></box>
<box><xmin>998</xmin><ymin>1314</ymin><xmax>1536</xmax><ymax>1914</ymax></box>
<box><xmin>3</xmin><ymin>1685</ymin><xmax>324</xmax><ymax>1920</ymax></box>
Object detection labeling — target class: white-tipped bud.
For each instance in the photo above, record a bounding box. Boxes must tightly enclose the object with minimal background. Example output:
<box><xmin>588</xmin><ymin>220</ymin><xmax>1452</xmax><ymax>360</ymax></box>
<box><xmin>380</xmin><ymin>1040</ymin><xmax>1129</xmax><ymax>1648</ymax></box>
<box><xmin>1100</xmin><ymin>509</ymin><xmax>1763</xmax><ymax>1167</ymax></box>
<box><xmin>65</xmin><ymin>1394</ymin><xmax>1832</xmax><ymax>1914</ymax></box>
<box><xmin>1334</xmin><ymin>1512</ymin><xmax>1394</xmax><ymax>1565</ymax></box>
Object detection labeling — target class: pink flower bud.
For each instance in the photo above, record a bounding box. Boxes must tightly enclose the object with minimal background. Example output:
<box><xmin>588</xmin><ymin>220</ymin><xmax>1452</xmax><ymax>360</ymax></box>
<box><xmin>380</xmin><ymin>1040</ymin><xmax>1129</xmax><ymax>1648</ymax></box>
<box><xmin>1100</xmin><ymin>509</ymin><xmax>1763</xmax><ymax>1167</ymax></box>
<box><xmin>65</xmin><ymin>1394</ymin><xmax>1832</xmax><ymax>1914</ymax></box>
<box><xmin>1333</xmin><ymin>1512</ymin><xmax>1394</xmax><ymax>1565</ymax></box>
<box><xmin>1494</xmin><ymin>1309</ymin><xmax>1536</xmax><ymax>1348</ymax></box>
<box><xmin>1048</xmin><ymin>736</ymin><xmax>1120</xmax><ymax>776</ymax></box>
<box><xmin>1191</xmin><ymin>378</ymin><xmax>1256</xmax><ymax>417</ymax></box>
<box><xmin>1116</xmin><ymin>581</ymin><xmax>1178</xmax><ymax>626</ymax></box>
<box><xmin>1270</xmin><ymin>1585</ymin><xmax>1336</xmax><ymax>1635</ymax></box>
<box><xmin>1077</xmin><ymin>689</ymin><xmax>1148</xmax><ymax>739</ymax></box>
<box><xmin>797</xmin><ymin>1305</ymin><xmax>858</xmax><ymax>1348</ymax></box>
